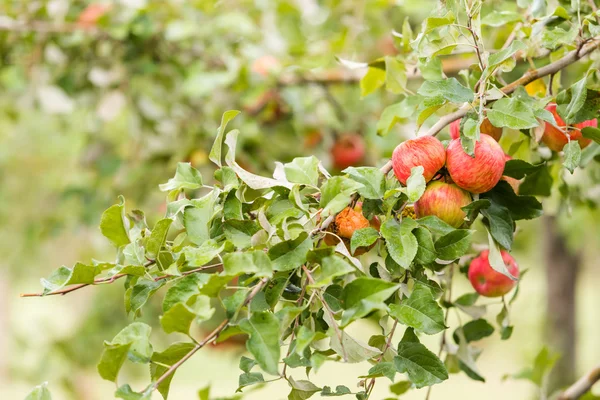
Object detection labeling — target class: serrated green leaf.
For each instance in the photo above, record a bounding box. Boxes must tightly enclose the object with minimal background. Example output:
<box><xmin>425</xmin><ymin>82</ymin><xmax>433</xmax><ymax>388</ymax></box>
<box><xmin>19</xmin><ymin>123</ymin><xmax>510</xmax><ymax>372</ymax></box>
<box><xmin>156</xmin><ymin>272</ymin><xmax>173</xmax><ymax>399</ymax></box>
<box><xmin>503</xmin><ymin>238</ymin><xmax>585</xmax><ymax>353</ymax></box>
<box><xmin>184</xmin><ymin>191</ymin><xmax>218</xmax><ymax>246</ymax></box>
<box><xmin>312</xmin><ymin>255</ymin><xmax>355</xmax><ymax>287</ymax></box>
<box><xmin>582</xmin><ymin>127</ymin><xmax>600</xmax><ymax>144</ymax></box>
<box><xmin>209</xmin><ymin>110</ymin><xmax>241</xmax><ymax>167</ymax></box>
<box><xmin>24</xmin><ymin>383</ymin><xmax>52</xmax><ymax>400</ymax></box>
<box><xmin>487</xmin><ymin>41</ymin><xmax>526</xmax><ymax>69</ymax></box>
<box><xmin>381</xmin><ymin>219</ymin><xmax>418</xmax><ymax>269</ymax></box>
<box><xmin>239</xmin><ymin>311</ymin><xmax>281</xmax><ymax>375</ymax></box>
<box><xmin>341</xmin><ymin>278</ymin><xmax>400</xmax><ymax>326</ymax></box>
<box><xmin>434</xmin><ymin>230</ymin><xmax>473</xmax><ymax>261</ymax></box>
<box><xmin>343</xmin><ymin>167</ymin><xmax>385</xmax><ymax>199</ymax></box>
<box><xmin>417</xmin><ymin>78</ymin><xmax>474</xmax><ymax>104</ymax></box>
<box><xmin>150</xmin><ymin>342</ymin><xmax>196</xmax><ymax>399</ymax></box>
<box><xmin>98</xmin><ymin>322</ymin><xmax>153</xmax><ymax>382</ymax></box>
<box><xmin>284</xmin><ymin>156</ymin><xmax>320</xmax><ymax>186</ymax></box>
<box><xmin>406</xmin><ymin>166</ymin><xmax>426</xmax><ymax>202</ymax></box>
<box><xmin>413</xmin><ymin>227</ymin><xmax>437</xmax><ymax>265</ymax></box>
<box><xmin>237</xmin><ymin>372</ymin><xmax>264</xmax><ymax>391</ymax></box>
<box><xmin>41</xmin><ymin>263</ymin><xmax>101</xmax><ymax>294</ymax></box>
<box><xmin>160</xmin><ymin>295</ymin><xmax>214</xmax><ymax>334</ymax></box>
<box><xmin>321</xmin><ymin>385</ymin><xmax>352</xmax><ymax>396</ymax></box>
<box><xmin>481</xmin><ymin>202</ymin><xmax>514</xmax><ymax>250</ymax></box>
<box><xmin>486</xmin><ymin>229</ymin><xmax>517</xmax><ymax>280</ymax></box>
<box><xmin>481</xmin><ymin>11</ymin><xmax>523</xmax><ymax>26</ymax></box>
<box><xmin>487</xmin><ymin>97</ymin><xmax>539</xmax><ymax>129</ymax></box>
<box><xmin>503</xmin><ymin>160</ymin><xmax>545</xmax><ymax>179</ymax></box>
<box><xmin>183</xmin><ymin>239</ymin><xmax>224</xmax><ymax>267</ymax></box>
<box><xmin>100</xmin><ymin>201</ymin><xmax>130</xmax><ymax>248</ymax></box>
<box><xmin>389</xmin><ymin>283</ymin><xmax>445</xmax><ymax>334</ymax></box>
<box><xmin>223</xmin><ymin>250</ymin><xmax>273</xmax><ymax>278</ymax></box>
<box><xmin>268</xmin><ymin>232</ymin><xmax>312</xmax><ymax>271</ymax></box>
<box><xmin>361</xmin><ymin>65</ymin><xmax>386</xmax><ymax>97</ymax></box>
<box><xmin>453</xmin><ymin>319</ymin><xmax>494</xmax><ymax>343</ymax></box>
<box><xmin>417</xmin><ymin>216</ymin><xmax>455</xmax><ymax>236</ymax></box>
<box><xmin>563</xmin><ymin>141</ymin><xmax>581</xmax><ymax>173</ymax></box>
<box><xmin>350</xmin><ymin>227</ymin><xmax>380</xmax><ymax>254</ymax></box>
<box><xmin>146</xmin><ymin>219</ymin><xmax>173</xmax><ymax>259</ymax></box>
<box><xmin>320</xmin><ymin>176</ymin><xmax>364</xmax><ymax>217</ymax></box>
<box><xmin>394</xmin><ymin>342</ymin><xmax>448</xmax><ymax>388</ymax></box>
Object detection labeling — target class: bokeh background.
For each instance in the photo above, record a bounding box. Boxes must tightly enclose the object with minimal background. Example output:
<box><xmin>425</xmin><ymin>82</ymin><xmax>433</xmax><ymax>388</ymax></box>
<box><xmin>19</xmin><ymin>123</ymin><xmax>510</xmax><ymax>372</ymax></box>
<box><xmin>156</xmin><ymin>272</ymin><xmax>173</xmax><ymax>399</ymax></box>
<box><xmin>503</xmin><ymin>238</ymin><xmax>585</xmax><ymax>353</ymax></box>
<box><xmin>1</xmin><ymin>1</ymin><xmax>599</xmax><ymax>399</ymax></box>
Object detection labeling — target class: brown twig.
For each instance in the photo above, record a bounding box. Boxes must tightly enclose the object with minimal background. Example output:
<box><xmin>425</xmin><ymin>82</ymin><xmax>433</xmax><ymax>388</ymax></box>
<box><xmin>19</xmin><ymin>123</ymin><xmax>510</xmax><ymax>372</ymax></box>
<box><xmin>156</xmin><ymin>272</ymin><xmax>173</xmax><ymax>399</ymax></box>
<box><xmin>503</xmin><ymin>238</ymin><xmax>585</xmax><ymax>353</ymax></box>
<box><xmin>558</xmin><ymin>364</ymin><xmax>600</xmax><ymax>400</ymax></box>
<box><xmin>365</xmin><ymin>320</ymin><xmax>399</xmax><ymax>398</ymax></box>
<box><xmin>421</xmin><ymin>37</ymin><xmax>600</xmax><ymax>137</ymax></box>
<box><xmin>145</xmin><ymin>277</ymin><xmax>269</xmax><ymax>394</ymax></box>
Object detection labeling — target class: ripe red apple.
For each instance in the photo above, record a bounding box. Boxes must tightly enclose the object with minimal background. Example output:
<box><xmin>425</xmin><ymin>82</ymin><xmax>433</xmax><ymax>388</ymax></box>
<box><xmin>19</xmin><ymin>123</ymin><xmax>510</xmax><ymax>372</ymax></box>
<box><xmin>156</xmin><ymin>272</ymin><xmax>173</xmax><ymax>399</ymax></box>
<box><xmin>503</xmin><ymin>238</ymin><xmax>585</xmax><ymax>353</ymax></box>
<box><xmin>446</xmin><ymin>134</ymin><xmax>506</xmax><ymax>194</ymax></box>
<box><xmin>502</xmin><ymin>154</ymin><xmax>521</xmax><ymax>194</ymax></box>
<box><xmin>414</xmin><ymin>181</ymin><xmax>472</xmax><ymax>228</ymax></box>
<box><xmin>331</xmin><ymin>134</ymin><xmax>366</xmax><ymax>170</ymax></box>
<box><xmin>542</xmin><ymin>103</ymin><xmax>596</xmax><ymax>152</ymax></box>
<box><xmin>468</xmin><ymin>250</ymin><xmax>519</xmax><ymax>297</ymax></box>
<box><xmin>392</xmin><ymin>136</ymin><xmax>446</xmax><ymax>185</ymax></box>
<box><xmin>449</xmin><ymin>118</ymin><xmax>503</xmax><ymax>142</ymax></box>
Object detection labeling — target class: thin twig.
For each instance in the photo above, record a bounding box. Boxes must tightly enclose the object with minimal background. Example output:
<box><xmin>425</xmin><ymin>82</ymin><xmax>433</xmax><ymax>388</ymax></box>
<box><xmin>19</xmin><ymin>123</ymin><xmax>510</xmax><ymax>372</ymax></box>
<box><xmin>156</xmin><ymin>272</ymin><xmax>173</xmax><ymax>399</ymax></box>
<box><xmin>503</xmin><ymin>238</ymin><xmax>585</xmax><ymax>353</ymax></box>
<box><xmin>421</xmin><ymin>37</ymin><xmax>600</xmax><ymax>137</ymax></box>
<box><xmin>365</xmin><ymin>320</ymin><xmax>399</xmax><ymax>398</ymax></box>
<box><xmin>558</xmin><ymin>364</ymin><xmax>600</xmax><ymax>400</ymax></box>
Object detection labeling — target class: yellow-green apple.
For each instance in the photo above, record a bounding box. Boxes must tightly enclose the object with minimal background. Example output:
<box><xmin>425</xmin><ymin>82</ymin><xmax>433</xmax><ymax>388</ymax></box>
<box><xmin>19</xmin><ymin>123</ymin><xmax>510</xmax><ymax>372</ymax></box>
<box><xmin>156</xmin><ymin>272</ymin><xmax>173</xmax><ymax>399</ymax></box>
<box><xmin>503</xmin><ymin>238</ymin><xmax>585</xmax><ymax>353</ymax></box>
<box><xmin>542</xmin><ymin>103</ymin><xmax>596</xmax><ymax>152</ymax></box>
<box><xmin>331</xmin><ymin>134</ymin><xmax>365</xmax><ymax>170</ymax></box>
<box><xmin>414</xmin><ymin>181</ymin><xmax>472</xmax><ymax>228</ymax></box>
<box><xmin>446</xmin><ymin>134</ymin><xmax>506</xmax><ymax>194</ymax></box>
<box><xmin>502</xmin><ymin>154</ymin><xmax>521</xmax><ymax>194</ymax></box>
<box><xmin>449</xmin><ymin>118</ymin><xmax>503</xmax><ymax>142</ymax></box>
<box><xmin>468</xmin><ymin>250</ymin><xmax>519</xmax><ymax>297</ymax></box>
<box><xmin>392</xmin><ymin>136</ymin><xmax>446</xmax><ymax>185</ymax></box>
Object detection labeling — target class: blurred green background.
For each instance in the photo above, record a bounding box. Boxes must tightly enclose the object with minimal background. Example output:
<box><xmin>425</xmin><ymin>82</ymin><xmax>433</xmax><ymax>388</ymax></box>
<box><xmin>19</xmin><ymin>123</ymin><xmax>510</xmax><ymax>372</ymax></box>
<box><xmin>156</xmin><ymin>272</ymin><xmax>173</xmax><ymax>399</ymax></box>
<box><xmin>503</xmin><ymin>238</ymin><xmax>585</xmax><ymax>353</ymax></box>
<box><xmin>1</xmin><ymin>1</ymin><xmax>599</xmax><ymax>399</ymax></box>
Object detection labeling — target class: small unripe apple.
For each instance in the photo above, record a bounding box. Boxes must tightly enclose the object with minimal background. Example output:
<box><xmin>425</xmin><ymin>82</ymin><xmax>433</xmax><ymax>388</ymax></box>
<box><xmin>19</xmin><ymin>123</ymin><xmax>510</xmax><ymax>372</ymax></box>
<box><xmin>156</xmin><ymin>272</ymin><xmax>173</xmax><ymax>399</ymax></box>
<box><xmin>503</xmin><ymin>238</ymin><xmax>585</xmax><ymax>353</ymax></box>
<box><xmin>449</xmin><ymin>118</ymin><xmax>503</xmax><ymax>142</ymax></box>
<box><xmin>468</xmin><ymin>250</ymin><xmax>519</xmax><ymax>297</ymax></box>
<box><xmin>502</xmin><ymin>154</ymin><xmax>521</xmax><ymax>194</ymax></box>
<box><xmin>392</xmin><ymin>136</ymin><xmax>446</xmax><ymax>185</ymax></box>
<box><xmin>331</xmin><ymin>134</ymin><xmax>365</xmax><ymax>170</ymax></box>
<box><xmin>542</xmin><ymin>103</ymin><xmax>596</xmax><ymax>152</ymax></box>
<box><xmin>446</xmin><ymin>134</ymin><xmax>506</xmax><ymax>194</ymax></box>
<box><xmin>414</xmin><ymin>181</ymin><xmax>472</xmax><ymax>228</ymax></box>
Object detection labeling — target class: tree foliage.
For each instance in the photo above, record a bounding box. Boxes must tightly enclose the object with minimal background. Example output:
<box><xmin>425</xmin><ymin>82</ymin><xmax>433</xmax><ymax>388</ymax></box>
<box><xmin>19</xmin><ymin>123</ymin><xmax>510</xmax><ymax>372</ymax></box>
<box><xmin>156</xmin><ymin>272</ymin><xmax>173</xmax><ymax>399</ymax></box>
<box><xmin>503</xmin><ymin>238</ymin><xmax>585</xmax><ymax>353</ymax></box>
<box><xmin>18</xmin><ymin>0</ymin><xmax>600</xmax><ymax>399</ymax></box>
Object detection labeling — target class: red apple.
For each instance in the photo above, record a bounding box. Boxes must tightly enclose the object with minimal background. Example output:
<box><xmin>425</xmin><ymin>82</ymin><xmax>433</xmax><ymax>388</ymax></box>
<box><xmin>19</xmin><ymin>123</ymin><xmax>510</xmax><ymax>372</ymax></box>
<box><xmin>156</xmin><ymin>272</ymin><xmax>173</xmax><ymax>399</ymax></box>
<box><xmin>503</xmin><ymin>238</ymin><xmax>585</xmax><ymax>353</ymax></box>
<box><xmin>392</xmin><ymin>136</ymin><xmax>446</xmax><ymax>185</ymax></box>
<box><xmin>414</xmin><ymin>181</ymin><xmax>472</xmax><ymax>228</ymax></box>
<box><xmin>542</xmin><ymin>103</ymin><xmax>596</xmax><ymax>152</ymax></box>
<box><xmin>331</xmin><ymin>134</ymin><xmax>365</xmax><ymax>170</ymax></box>
<box><xmin>449</xmin><ymin>118</ymin><xmax>503</xmax><ymax>142</ymax></box>
<box><xmin>468</xmin><ymin>250</ymin><xmax>519</xmax><ymax>297</ymax></box>
<box><xmin>501</xmin><ymin>154</ymin><xmax>521</xmax><ymax>194</ymax></box>
<box><xmin>446</xmin><ymin>134</ymin><xmax>506</xmax><ymax>194</ymax></box>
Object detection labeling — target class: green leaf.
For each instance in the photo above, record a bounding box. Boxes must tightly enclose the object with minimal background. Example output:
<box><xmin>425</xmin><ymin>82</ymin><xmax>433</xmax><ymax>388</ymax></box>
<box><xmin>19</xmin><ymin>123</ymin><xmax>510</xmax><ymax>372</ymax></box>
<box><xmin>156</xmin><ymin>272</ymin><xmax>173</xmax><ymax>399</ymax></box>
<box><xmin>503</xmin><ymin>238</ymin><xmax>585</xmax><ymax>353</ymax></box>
<box><xmin>582</xmin><ymin>127</ymin><xmax>600</xmax><ymax>144</ymax></box>
<box><xmin>295</xmin><ymin>325</ymin><xmax>317</xmax><ymax>355</ymax></box>
<box><xmin>385</xmin><ymin>57</ymin><xmax>408</xmax><ymax>94</ymax></box>
<box><xmin>100</xmin><ymin>200</ymin><xmax>130</xmax><ymax>248</ymax></box>
<box><xmin>146</xmin><ymin>219</ymin><xmax>173</xmax><ymax>259</ymax></box>
<box><xmin>486</xmin><ymin>230</ymin><xmax>518</xmax><ymax>281</ymax></box>
<box><xmin>417</xmin><ymin>57</ymin><xmax>443</xmax><ymax>80</ymax></box>
<box><xmin>481</xmin><ymin>11</ymin><xmax>523</xmax><ymax>26</ymax></box>
<box><xmin>381</xmin><ymin>219</ymin><xmax>418</xmax><ymax>269</ymax></box>
<box><xmin>239</xmin><ymin>356</ymin><xmax>257</xmax><ymax>373</ymax></box>
<box><xmin>487</xmin><ymin>97</ymin><xmax>539</xmax><ymax>129</ymax></box>
<box><xmin>268</xmin><ymin>232</ymin><xmax>312</xmax><ymax>271</ymax></box>
<box><xmin>481</xmin><ymin>181</ymin><xmax>543</xmax><ymax>221</ymax></box>
<box><xmin>320</xmin><ymin>176</ymin><xmax>364</xmax><ymax>217</ymax></box>
<box><xmin>184</xmin><ymin>239</ymin><xmax>224</xmax><ymax>267</ymax></box>
<box><xmin>24</xmin><ymin>383</ymin><xmax>52</xmax><ymax>400</ymax></box>
<box><xmin>41</xmin><ymin>263</ymin><xmax>101</xmax><ymax>294</ymax></box>
<box><xmin>461</xmin><ymin>199</ymin><xmax>491</xmax><ymax>223</ymax></box>
<box><xmin>321</xmin><ymin>385</ymin><xmax>352</xmax><ymax>396</ymax></box>
<box><xmin>341</xmin><ymin>278</ymin><xmax>400</xmax><ymax>326</ymax></box>
<box><xmin>376</xmin><ymin>97</ymin><xmax>421</xmax><ymax>136</ymax></box>
<box><xmin>487</xmin><ymin>41</ymin><xmax>526</xmax><ymax>69</ymax></box>
<box><xmin>453</xmin><ymin>319</ymin><xmax>495</xmax><ymax>343</ymax></box>
<box><xmin>160</xmin><ymin>295</ymin><xmax>214</xmax><ymax>334</ymax></box>
<box><xmin>98</xmin><ymin>322</ymin><xmax>153</xmax><ymax>382</ymax></box>
<box><xmin>417</xmin><ymin>78</ymin><xmax>474</xmax><ymax>104</ymax></box>
<box><xmin>503</xmin><ymin>160</ymin><xmax>545</xmax><ymax>179</ymax></box>
<box><xmin>288</xmin><ymin>377</ymin><xmax>322</xmax><ymax>400</ymax></box>
<box><xmin>434</xmin><ymin>230</ymin><xmax>473</xmax><ymax>261</ymax></box>
<box><xmin>223</xmin><ymin>250</ymin><xmax>273</xmax><ymax>278</ymax></box>
<box><xmin>209</xmin><ymin>110</ymin><xmax>241</xmax><ymax>167</ymax></box>
<box><xmin>329</xmin><ymin>330</ymin><xmax>381</xmax><ymax>363</ymax></box>
<box><xmin>237</xmin><ymin>372</ymin><xmax>264</xmax><ymax>391</ymax></box>
<box><xmin>542</xmin><ymin>26</ymin><xmax>578</xmax><ymax>50</ymax></box>
<box><xmin>150</xmin><ymin>342</ymin><xmax>196</xmax><ymax>399</ymax></box>
<box><xmin>510</xmin><ymin>347</ymin><xmax>560</xmax><ymax>386</ymax></box>
<box><xmin>159</xmin><ymin>162</ymin><xmax>203</xmax><ymax>192</ymax></box>
<box><xmin>343</xmin><ymin>167</ymin><xmax>385</xmax><ymax>199</ymax></box>
<box><xmin>519</xmin><ymin>165</ymin><xmax>553</xmax><ymax>197</ymax></box>
<box><xmin>163</xmin><ymin>273</ymin><xmax>204</xmax><ymax>312</ymax></box>
<box><xmin>481</xmin><ymin>202</ymin><xmax>514</xmax><ymax>250</ymax></box>
<box><xmin>239</xmin><ymin>311</ymin><xmax>281</xmax><ymax>375</ymax></box>
<box><xmin>361</xmin><ymin>362</ymin><xmax>397</xmax><ymax>382</ymax></box>
<box><xmin>128</xmin><ymin>280</ymin><xmax>165</xmax><ymax>314</ymax></box>
<box><xmin>115</xmin><ymin>385</ymin><xmax>146</xmax><ymax>400</ymax></box>
<box><xmin>284</xmin><ymin>156</ymin><xmax>320</xmax><ymax>186</ymax></box>
<box><xmin>563</xmin><ymin>141</ymin><xmax>581</xmax><ymax>174</ymax></box>
<box><xmin>406</xmin><ymin>166</ymin><xmax>426</xmax><ymax>202</ymax></box>
<box><xmin>417</xmin><ymin>216</ymin><xmax>455</xmax><ymax>236</ymax></box>
<box><xmin>389</xmin><ymin>380</ymin><xmax>412</xmax><ymax>395</ymax></box>
<box><xmin>423</xmin><ymin>11</ymin><xmax>455</xmax><ymax>33</ymax></box>
<box><xmin>361</xmin><ymin>65</ymin><xmax>386</xmax><ymax>97</ymax></box>
<box><xmin>312</xmin><ymin>255</ymin><xmax>355</xmax><ymax>287</ymax></box>
<box><xmin>389</xmin><ymin>283</ymin><xmax>445</xmax><ymax>334</ymax></box>
<box><xmin>350</xmin><ymin>227</ymin><xmax>380</xmax><ymax>254</ymax></box>
<box><xmin>394</xmin><ymin>342</ymin><xmax>448</xmax><ymax>388</ymax></box>
<box><xmin>557</xmin><ymin>72</ymin><xmax>592</xmax><ymax>124</ymax></box>
<box><xmin>184</xmin><ymin>191</ymin><xmax>218</xmax><ymax>245</ymax></box>
<box><xmin>413</xmin><ymin>227</ymin><xmax>437</xmax><ymax>265</ymax></box>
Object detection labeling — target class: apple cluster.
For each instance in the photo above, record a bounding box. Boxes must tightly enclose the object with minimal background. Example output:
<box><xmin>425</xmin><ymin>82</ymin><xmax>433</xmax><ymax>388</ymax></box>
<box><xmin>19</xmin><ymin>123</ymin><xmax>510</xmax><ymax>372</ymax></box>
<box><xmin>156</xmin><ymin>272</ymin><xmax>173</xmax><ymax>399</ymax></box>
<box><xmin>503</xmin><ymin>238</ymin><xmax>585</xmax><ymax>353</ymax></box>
<box><xmin>392</xmin><ymin>122</ymin><xmax>519</xmax><ymax>297</ymax></box>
